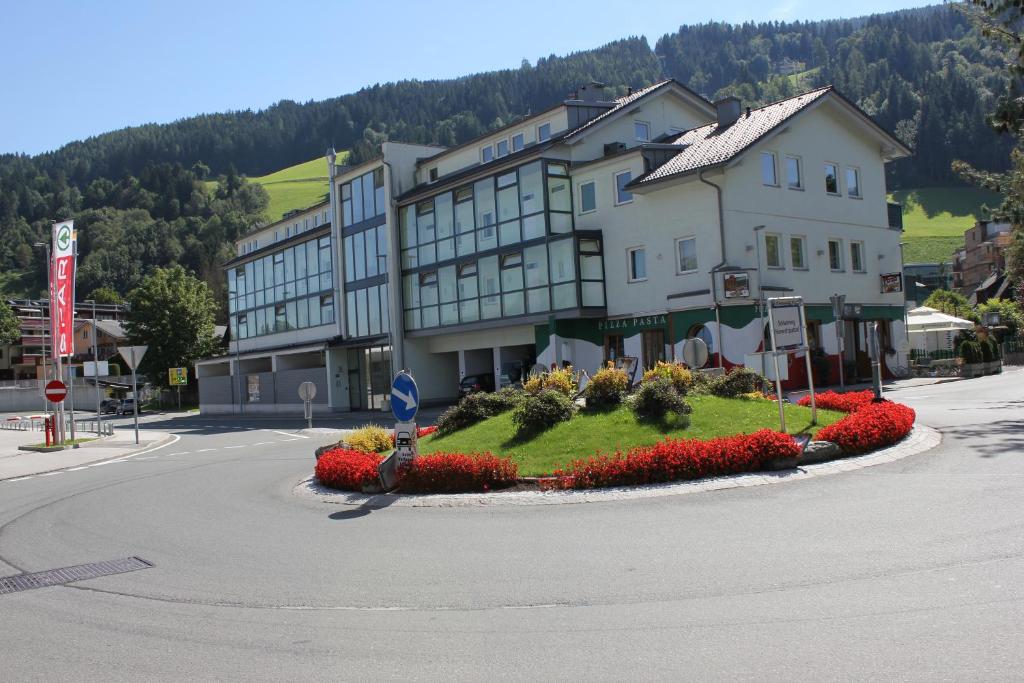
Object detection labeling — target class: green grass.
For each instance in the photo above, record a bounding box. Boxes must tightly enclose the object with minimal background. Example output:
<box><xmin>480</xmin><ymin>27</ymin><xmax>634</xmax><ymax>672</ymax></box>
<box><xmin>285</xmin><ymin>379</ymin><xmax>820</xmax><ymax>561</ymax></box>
<box><xmin>28</xmin><ymin>437</ymin><xmax>97</xmax><ymax>448</ymax></box>
<box><xmin>205</xmin><ymin>153</ymin><xmax>348</xmax><ymax>223</ymax></box>
<box><xmin>888</xmin><ymin>186</ymin><xmax>1003</xmax><ymax>264</ymax></box>
<box><xmin>418</xmin><ymin>396</ymin><xmax>845</xmax><ymax>477</ymax></box>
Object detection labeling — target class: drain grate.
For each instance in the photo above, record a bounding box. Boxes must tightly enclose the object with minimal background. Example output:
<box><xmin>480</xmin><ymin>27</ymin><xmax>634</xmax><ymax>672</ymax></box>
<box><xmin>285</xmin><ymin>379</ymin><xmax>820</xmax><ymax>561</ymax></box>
<box><xmin>0</xmin><ymin>557</ymin><xmax>153</xmax><ymax>595</ymax></box>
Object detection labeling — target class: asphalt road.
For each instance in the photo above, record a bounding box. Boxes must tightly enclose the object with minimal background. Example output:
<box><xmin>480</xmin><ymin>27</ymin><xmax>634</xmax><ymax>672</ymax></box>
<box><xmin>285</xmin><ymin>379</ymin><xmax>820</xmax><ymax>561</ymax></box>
<box><xmin>1</xmin><ymin>372</ymin><xmax>1022</xmax><ymax>681</ymax></box>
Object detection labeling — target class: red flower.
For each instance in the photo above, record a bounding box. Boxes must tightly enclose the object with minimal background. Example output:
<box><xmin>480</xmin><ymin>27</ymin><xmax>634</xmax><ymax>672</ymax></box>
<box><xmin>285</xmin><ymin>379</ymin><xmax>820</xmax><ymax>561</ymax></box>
<box><xmin>314</xmin><ymin>448</ymin><xmax>383</xmax><ymax>491</ymax></box>
<box><xmin>815</xmin><ymin>401</ymin><xmax>915</xmax><ymax>454</ymax></box>
<box><xmin>798</xmin><ymin>389</ymin><xmax>876</xmax><ymax>413</ymax></box>
<box><xmin>399</xmin><ymin>451</ymin><xmax>518</xmax><ymax>493</ymax></box>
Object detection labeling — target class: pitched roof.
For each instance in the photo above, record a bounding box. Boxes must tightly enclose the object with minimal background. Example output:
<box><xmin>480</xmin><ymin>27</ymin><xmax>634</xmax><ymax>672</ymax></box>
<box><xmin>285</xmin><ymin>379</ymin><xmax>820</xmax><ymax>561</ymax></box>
<box><xmin>95</xmin><ymin>319</ymin><xmax>126</xmax><ymax>339</ymax></box>
<box><xmin>562</xmin><ymin>79</ymin><xmax>680</xmax><ymax>139</ymax></box>
<box><xmin>632</xmin><ymin>86</ymin><xmax>833</xmax><ymax>187</ymax></box>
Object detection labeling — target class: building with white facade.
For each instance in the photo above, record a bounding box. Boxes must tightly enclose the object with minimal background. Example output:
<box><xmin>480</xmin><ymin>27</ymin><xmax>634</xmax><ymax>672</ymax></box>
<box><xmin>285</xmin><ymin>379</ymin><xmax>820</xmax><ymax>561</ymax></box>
<box><xmin>197</xmin><ymin>79</ymin><xmax>911</xmax><ymax>413</ymax></box>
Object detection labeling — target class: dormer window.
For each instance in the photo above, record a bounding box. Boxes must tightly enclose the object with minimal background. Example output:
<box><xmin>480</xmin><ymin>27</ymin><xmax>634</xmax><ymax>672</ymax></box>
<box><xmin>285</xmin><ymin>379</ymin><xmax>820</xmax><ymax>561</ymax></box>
<box><xmin>481</xmin><ymin>146</ymin><xmax>494</xmax><ymax>163</ymax></box>
<box><xmin>429</xmin><ymin>167</ymin><xmax>438</xmax><ymax>182</ymax></box>
<box><xmin>634</xmin><ymin>121</ymin><xmax>650</xmax><ymax>142</ymax></box>
<box><xmin>537</xmin><ymin>122</ymin><xmax>551</xmax><ymax>143</ymax></box>
<box><xmin>511</xmin><ymin>133</ymin><xmax>525</xmax><ymax>152</ymax></box>
<box><xmin>496</xmin><ymin>139</ymin><xmax>509</xmax><ymax>158</ymax></box>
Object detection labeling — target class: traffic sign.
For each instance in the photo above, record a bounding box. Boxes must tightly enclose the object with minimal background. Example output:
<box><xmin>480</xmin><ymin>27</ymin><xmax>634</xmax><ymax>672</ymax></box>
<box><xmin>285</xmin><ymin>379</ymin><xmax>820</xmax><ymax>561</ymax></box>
<box><xmin>390</xmin><ymin>372</ymin><xmax>419</xmax><ymax>422</ymax></box>
<box><xmin>168</xmin><ymin>367</ymin><xmax>188</xmax><ymax>386</ymax></box>
<box><xmin>117</xmin><ymin>346</ymin><xmax>148</xmax><ymax>370</ymax></box>
<box><xmin>45</xmin><ymin>379</ymin><xmax>67</xmax><ymax>403</ymax></box>
<box><xmin>298</xmin><ymin>381</ymin><xmax>317</xmax><ymax>401</ymax></box>
<box><xmin>681</xmin><ymin>338</ymin><xmax>709</xmax><ymax>368</ymax></box>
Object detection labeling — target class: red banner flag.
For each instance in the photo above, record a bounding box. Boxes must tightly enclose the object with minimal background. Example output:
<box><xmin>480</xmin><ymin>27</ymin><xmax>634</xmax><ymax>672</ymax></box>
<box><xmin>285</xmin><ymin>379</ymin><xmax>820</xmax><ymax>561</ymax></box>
<box><xmin>51</xmin><ymin>220</ymin><xmax>76</xmax><ymax>359</ymax></box>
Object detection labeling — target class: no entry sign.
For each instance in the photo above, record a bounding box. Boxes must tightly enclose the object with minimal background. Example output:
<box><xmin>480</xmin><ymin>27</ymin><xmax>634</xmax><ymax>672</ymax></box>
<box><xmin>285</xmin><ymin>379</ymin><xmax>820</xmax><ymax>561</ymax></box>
<box><xmin>44</xmin><ymin>379</ymin><xmax>67</xmax><ymax>403</ymax></box>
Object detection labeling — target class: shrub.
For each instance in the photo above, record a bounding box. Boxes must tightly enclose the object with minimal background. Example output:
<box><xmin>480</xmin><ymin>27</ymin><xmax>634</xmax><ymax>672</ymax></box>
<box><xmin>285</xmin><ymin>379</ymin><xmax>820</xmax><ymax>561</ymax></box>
<box><xmin>688</xmin><ymin>370</ymin><xmax>717</xmax><ymax>395</ymax></box>
<box><xmin>477</xmin><ymin>387</ymin><xmax>526</xmax><ymax>414</ymax></box>
<box><xmin>740</xmin><ymin>391</ymin><xmax>772</xmax><ymax>401</ymax></box>
<box><xmin>958</xmin><ymin>340</ymin><xmax>983</xmax><ymax>364</ymax></box>
<box><xmin>584</xmin><ymin>365</ymin><xmax>630</xmax><ymax>408</ymax></box>
<box><xmin>815</xmin><ymin>401</ymin><xmax>915</xmax><ymax>454</ymax></box>
<box><xmin>642</xmin><ymin>361</ymin><xmax>693</xmax><ymax>394</ymax></box>
<box><xmin>345</xmin><ymin>424</ymin><xmax>393</xmax><ymax>453</ymax></box>
<box><xmin>436</xmin><ymin>395</ymin><xmax>491</xmax><ymax>435</ymax></box>
<box><xmin>315</xmin><ymin>448</ymin><xmax>383</xmax><ymax>491</ymax></box>
<box><xmin>512</xmin><ymin>389</ymin><xmax>577</xmax><ymax>435</ymax></box>
<box><xmin>524</xmin><ymin>367</ymin><xmax>578</xmax><ymax>397</ymax></box>
<box><xmin>798</xmin><ymin>389</ymin><xmax>875</xmax><ymax>413</ymax></box>
<box><xmin>547</xmin><ymin>429</ymin><xmax>800</xmax><ymax>489</ymax></box>
<box><xmin>709</xmin><ymin>367</ymin><xmax>766</xmax><ymax>397</ymax></box>
<box><xmin>632</xmin><ymin>377</ymin><xmax>691</xmax><ymax>422</ymax></box>
<box><xmin>399</xmin><ymin>452</ymin><xmax>518</xmax><ymax>493</ymax></box>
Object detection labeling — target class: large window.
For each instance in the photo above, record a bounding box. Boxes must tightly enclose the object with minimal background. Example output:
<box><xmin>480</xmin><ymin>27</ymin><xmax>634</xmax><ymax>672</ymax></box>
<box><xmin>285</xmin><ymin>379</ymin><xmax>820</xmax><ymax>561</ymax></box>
<box><xmin>341</xmin><ymin>169</ymin><xmax>385</xmax><ymax>228</ymax></box>
<box><xmin>228</xmin><ymin>234</ymin><xmax>334</xmax><ymax>340</ymax></box>
<box><xmin>790</xmin><ymin>236</ymin><xmax>806</xmax><ymax>269</ymax></box>
<box><xmin>765</xmin><ymin>233</ymin><xmax>782</xmax><ymax>268</ymax></box>
<box><xmin>824</xmin><ymin>162</ymin><xmax>840</xmax><ymax>195</ymax></box>
<box><xmin>828</xmin><ymin>239</ymin><xmax>844</xmax><ymax>271</ymax></box>
<box><xmin>676</xmin><ymin>237</ymin><xmax>697</xmax><ymax>273</ymax></box>
<box><xmin>846</xmin><ymin>167</ymin><xmax>861</xmax><ymax>198</ymax></box>
<box><xmin>614</xmin><ymin>170</ymin><xmax>633</xmax><ymax>205</ymax></box>
<box><xmin>761</xmin><ymin>152</ymin><xmax>778</xmax><ymax>186</ymax></box>
<box><xmin>786</xmin><ymin>156</ymin><xmax>802</xmax><ymax>190</ymax></box>
<box><xmin>627</xmin><ymin>246</ymin><xmax>646</xmax><ymax>281</ymax></box>
<box><xmin>850</xmin><ymin>241</ymin><xmax>865</xmax><ymax>272</ymax></box>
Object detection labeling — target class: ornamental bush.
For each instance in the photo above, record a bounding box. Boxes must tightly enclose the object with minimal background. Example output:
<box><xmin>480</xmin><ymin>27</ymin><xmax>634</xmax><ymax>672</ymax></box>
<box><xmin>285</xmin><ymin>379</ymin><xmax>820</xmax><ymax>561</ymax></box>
<box><xmin>314</xmin><ymin>448</ymin><xmax>383</xmax><ymax>491</ymax></box>
<box><xmin>584</xmin><ymin>365</ymin><xmax>630</xmax><ymax>408</ymax></box>
<box><xmin>798</xmin><ymin>389</ymin><xmax>875</xmax><ymax>413</ymax></box>
<box><xmin>436</xmin><ymin>395</ymin><xmax>490</xmax><ymax>435</ymax></box>
<box><xmin>547</xmin><ymin>429</ymin><xmax>800</xmax><ymax>489</ymax></box>
<box><xmin>709</xmin><ymin>367</ymin><xmax>766</xmax><ymax>398</ymax></box>
<box><xmin>642</xmin><ymin>361</ymin><xmax>693</xmax><ymax>394</ymax></box>
<box><xmin>399</xmin><ymin>452</ymin><xmax>518</xmax><ymax>493</ymax></box>
<box><xmin>632</xmin><ymin>377</ymin><xmax>691</xmax><ymax>422</ymax></box>
<box><xmin>345</xmin><ymin>424</ymin><xmax>393</xmax><ymax>453</ymax></box>
<box><xmin>959</xmin><ymin>340</ymin><xmax>983</xmax><ymax>363</ymax></box>
<box><xmin>512</xmin><ymin>389</ymin><xmax>577</xmax><ymax>435</ymax></box>
<box><xmin>523</xmin><ymin>367</ymin><xmax>578</xmax><ymax>397</ymax></box>
<box><xmin>477</xmin><ymin>387</ymin><xmax>527</xmax><ymax>414</ymax></box>
<box><xmin>815</xmin><ymin>401</ymin><xmax>915</xmax><ymax>454</ymax></box>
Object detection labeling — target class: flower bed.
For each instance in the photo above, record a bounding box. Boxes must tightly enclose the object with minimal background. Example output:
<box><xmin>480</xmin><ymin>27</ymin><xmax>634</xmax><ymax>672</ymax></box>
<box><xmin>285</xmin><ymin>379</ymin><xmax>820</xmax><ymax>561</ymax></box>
<box><xmin>814</xmin><ymin>401</ymin><xmax>916</xmax><ymax>454</ymax></box>
<box><xmin>798</xmin><ymin>389</ymin><xmax>876</xmax><ymax>413</ymax></box>
<box><xmin>398</xmin><ymin>452</ymin><xmax>518</xmax><ymax>493</ymax></box>
<box><xmin>543</xmin><ymin>429</ymin><xmax>800</xmax><ymax>490</ymax></box>
<box><xmin>315</xmin><ymin>448</ymin><xmax>383</xmax><ymax>491</ymax></box>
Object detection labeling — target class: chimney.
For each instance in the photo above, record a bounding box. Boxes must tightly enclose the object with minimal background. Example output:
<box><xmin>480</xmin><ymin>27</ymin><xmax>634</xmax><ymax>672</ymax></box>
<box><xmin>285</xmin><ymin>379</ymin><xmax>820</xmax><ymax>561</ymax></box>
<box><xmin>575</xmin><ymin>81</ymin><xmax>608</xmax><ymax>104</ymax></box>
<box><xmin>714</xmin><ymin>96</ymin><xmax>742</xmax><ymax>128</ymax></box>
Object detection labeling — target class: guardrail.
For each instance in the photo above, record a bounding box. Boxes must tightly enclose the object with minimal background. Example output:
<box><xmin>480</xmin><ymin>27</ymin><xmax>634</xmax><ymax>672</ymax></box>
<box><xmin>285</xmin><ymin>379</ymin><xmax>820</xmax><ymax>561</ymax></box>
<box><xmin>2</xmin><ymin>415</ymin><xmax>114</xmax><ymax>436</ymax></box>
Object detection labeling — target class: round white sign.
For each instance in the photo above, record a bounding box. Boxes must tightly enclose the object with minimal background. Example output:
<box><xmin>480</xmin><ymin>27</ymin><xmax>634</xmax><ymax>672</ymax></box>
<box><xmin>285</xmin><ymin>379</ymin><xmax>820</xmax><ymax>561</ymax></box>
<box><xmin>298</xmin><ymin>381</ymin><xmax>317</xmax><ymax>401</ymax></box>
<box><xmin>681</xmin><ymin>338</ymin><xmax>709</xmax><ymax>369</ymax></box>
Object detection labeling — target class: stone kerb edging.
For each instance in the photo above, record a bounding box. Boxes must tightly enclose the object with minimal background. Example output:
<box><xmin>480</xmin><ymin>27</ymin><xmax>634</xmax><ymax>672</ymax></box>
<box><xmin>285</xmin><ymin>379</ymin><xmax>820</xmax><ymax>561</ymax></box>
<box><xmin>294</xmin><ymin>424</ymin><xmax>941</xmax><ymax>508</ymax></box>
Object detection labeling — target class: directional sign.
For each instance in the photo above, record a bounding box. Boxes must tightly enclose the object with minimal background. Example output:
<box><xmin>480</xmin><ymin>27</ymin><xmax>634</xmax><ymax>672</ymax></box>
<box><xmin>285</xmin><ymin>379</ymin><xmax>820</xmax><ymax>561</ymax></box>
<box><xmin>168</xmin><ymin>367</ymin><xmax>188</xmax><ymax>386</ymax></box>
<box><xmin>118</xmin><ymin>346</ymin><xmax>148</xmax><ymax>371</ymax></box>
<box><xmin>390</xmin><ymin>372</ymin><xmax>419</xmax><ymax>422</ymax></box>
<box><xmin>298</xmin><ymin>381</ymin><xmax>317</xmax><ymax>401</ymax></box>
<box><xmin>45</xmin><ymin>379</ymin><xmax>67</xmax><ymax>403</ymax></box>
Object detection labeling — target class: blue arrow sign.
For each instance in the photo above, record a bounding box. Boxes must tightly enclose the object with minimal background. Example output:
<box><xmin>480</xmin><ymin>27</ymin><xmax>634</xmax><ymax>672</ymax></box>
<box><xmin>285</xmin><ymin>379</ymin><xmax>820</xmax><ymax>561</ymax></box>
<box><xmin>390</xmin><ymin>372</ymin><xmax>419</xmax><ymax>422</ymax></box>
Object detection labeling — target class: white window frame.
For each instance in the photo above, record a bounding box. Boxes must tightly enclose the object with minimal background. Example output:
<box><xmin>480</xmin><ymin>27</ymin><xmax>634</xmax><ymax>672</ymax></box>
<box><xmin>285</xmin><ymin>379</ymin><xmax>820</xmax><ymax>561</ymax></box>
<box><xmin>495</xmin><ymin>138</ymin><xmax>510</xmax><ymax>158</ymax></box>
<box><xmin>761</xmin><ymin>151</ymin><xmax>778</xmax><ymax>187</ymax></box>
<box><xmin>828</xmin><ymin>239</ymin><xmax>844</xmax><ymax>272</ymax></box>
<box><xmin>675</xmin><ymin>236</ymin><xmax>698</xmax><ymax>274</ymax></box>
<box><xmin>786</xmin><ymin>155</ymin><xmax>803</xmax><ymax>190</ymax></box>
<box><xmin>511</xmin><ymin>132</ymin><xmax>525</xmax><ymax>152</ymax></box>
<box><xmin>850</xmin><ymin>240</ymin><xmax>866</xmax><ymax>273</ymax></box>
<box><xmin>824</xmin><ymin>161</ymin><xmax>841</xmax><ymax>196</ymax></box>
<box><xmin>634</xmin><ymin>120</ymin><xmax>651</xmax><ymax>142</ymax></box>
<box><xmin>790</xmin><ymin>235</ymin><xmax>807</xmax><ymax>270</ymax></box>
<box><xmin>765</xmin><ymin>232</ymin><xmax>784</xmax><ymax>269</ymax></box>
<box><xmin>614</xmin><ymin>170</ymin><xmax>634</xmax><ymax>206</ymax></box>
<box><xmin>627</xmin><ymin>246</ymin><xmax>647</xmax><ymax>282</ymax></box>
<box><xmin>481</xmin><ymin>146</ymin><xmax>494</xmax><ymax>163</ymax></box>
<box><xmin>578</xmin><ymin>179</ymin><xmax>597</xmax><ymax>215</ymax></box>
<box><xmin>845</xmin><ymin>166</ymin><xmax>861</xmax><ymax>199</ymax></box>
<box><xmin>537</xmin><ymin>122</ymin><xmax>552</xmax><ymax>143</ymax></box>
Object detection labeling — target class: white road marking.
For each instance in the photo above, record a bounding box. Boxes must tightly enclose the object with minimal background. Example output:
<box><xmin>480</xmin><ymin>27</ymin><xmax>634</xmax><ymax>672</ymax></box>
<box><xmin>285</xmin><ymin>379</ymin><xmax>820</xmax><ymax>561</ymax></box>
<box><xmin>6</xmin><ymin>476</ymin><xmax>34</xmax><ymax>482</ymax></box>
<box><xmin>195</xmin><ymin>448</ymin><xmax>215</xmax><ymax>453</ymax></box>
<box><xmin>266</xmin><ymin>430</ymin><xmax>309</xmax><ymax>440</ymax></box>
<box><xmin>38</xmin><ymin>471</ymin><xmax>62</xmax><ymax>477</ymax></box>
<box><xmin>223</xmin><ymin>445</ymin><xmax>245</xmax><ymax>449</ymax></box>
<box><xmin>136</xmin><ymin>456</ymin><xmax>157</xmax><ymax>460</ymax></box>
<box><xmin>167</xmin><ymin>452</ymin><xmax>190</xmax><ymax>456</ymax></box>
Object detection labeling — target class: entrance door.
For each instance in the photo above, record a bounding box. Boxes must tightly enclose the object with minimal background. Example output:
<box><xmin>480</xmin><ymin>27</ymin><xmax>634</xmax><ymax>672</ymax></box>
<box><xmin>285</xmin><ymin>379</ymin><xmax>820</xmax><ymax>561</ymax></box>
<box><xmin>348</xmin><ymin>369</ymin><xmax>362</xmax><ymax>410</ymax></box>
<box><xmin>641</xmin><ymin>330</ymin><xmax>666</xmax><ymax>369</ymax></box>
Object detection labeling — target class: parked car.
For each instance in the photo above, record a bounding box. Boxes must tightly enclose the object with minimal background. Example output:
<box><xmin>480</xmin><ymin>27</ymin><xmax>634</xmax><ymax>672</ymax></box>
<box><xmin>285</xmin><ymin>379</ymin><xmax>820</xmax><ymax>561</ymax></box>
<box><xmin>116</xmin><ymin>398</ymin><xmax>142</xmax><ymax>416</ymax></box>
<box><xmin>458</xmin><ymin>373</ymin><xmax>495</xmax><ymax>398</ymax></box>
<box><xmin>99</xmin><ymin>399</ymin><xmax>119</xmax><ymax>415</ymax></box>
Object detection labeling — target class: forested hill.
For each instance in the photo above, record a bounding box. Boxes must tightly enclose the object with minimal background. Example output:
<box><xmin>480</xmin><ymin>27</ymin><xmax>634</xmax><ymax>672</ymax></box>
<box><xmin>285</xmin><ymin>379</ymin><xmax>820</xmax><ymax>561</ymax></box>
<box><xmin>0</xmin><ymin>4</ymin><xmax>1012</xmax><ymax>301</ymax></box>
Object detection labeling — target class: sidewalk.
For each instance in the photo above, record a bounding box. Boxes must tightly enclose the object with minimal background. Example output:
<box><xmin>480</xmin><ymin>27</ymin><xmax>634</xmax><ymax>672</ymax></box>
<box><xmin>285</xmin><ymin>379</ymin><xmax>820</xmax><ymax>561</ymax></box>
<box><xmin>784</xmin><ymin>374</ymin><xmax>964</xmax><ymax>404</ymax></box>
<box><xmin>0</xmin><ymin>426</ymin><xmax>174</xmax><ymax>481</ymax></box>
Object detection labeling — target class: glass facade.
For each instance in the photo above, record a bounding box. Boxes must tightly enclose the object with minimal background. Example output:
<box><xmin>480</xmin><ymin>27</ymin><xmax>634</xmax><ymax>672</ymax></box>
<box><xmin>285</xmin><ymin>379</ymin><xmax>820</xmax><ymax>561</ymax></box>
<box><xmin>341</xmin><ymin>166</ymin><xmax>392</xmax><ymax>340</ymax></box>
<box><xmin>228</xmin><ymin>234</ymin><xmax>335</xmax><ymax>340</ymax></box>
<box><xmin>400</xmin><ymin>160</ymin><xmax>604</xmax><ymax>331</ymax></box>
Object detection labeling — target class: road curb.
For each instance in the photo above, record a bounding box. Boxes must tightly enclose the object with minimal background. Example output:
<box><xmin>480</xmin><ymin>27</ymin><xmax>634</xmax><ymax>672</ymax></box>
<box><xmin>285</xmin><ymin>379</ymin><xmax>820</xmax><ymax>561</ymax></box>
<box><xmin>0</xmin><ymin>432</ymin><xmax>179</xmax><ymax>482</ymax></box>
<box><xmin>294</xmin><ymin>423</ymin><xmax>942</xmax><ymax>508</ymax></box>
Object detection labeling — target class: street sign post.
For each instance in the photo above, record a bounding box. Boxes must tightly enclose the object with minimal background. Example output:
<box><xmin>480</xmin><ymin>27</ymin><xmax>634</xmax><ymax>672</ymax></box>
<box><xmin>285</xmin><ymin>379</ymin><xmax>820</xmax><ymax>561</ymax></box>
<box><xmin>868</xmin><ymin>322</ymin><xmax>883</xmax><ymax>400</ymax></box>
<box><xmin>681</xmin><ymin>338</ymin><xmax>709</xmax><ymax>369</ymax></box>
<box><xmin>298</xmin><ymin>381</ymin><xmax>317</xmax><ymax>429</ymax></box>
<box><xmin>118</xmin><ymin>346</ymin><xmax>147</xmax><ymax>445</ymax></box>
<box><xmin>390</xmin><ymin>371</ymin><xmax>419</xmax><ymax>422</ymax></box>
<box><xmin>767</xmin><ymin>297</ymin><xmax>817</xmax><ymax>432</ymax></box>
<box><xmin>168</xmin><ymin>367</ymin><xmax>188</xmax><ymax>411</ymax></box>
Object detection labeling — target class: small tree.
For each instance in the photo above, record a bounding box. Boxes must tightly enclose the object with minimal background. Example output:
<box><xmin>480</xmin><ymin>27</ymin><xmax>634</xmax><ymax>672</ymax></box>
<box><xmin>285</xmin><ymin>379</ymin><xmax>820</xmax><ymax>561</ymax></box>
<box><xmin>923</xmin><ymin>290</ymin><xmax>977</xmax><ymax>321</ymax></box>
<box><xmin>88</xmin><ymin>286</ymin><xmax>124</xmax><ymax>305</ymax></box>
<box><xmin>976</xmin><ymin>297</ymin><xmax>1024</xmax><ymax>336</ymax></box>
<box><xmin>124</xmin><ymin>265</ymin><xmax>218</xmax><ymax>388</ymax></box>
<box><xmin>0</xmin><ymin>299</ymin><xmax>19</xmax><ymax>346</ymax></box>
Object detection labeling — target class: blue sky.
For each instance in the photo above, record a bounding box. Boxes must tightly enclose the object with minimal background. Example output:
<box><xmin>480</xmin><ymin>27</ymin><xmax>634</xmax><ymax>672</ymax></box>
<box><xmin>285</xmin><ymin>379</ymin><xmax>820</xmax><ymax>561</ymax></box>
<box><xmin>2</xmin><ymin>0</ymin><xmax>934</xmax><ymax>155</ymax></box>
